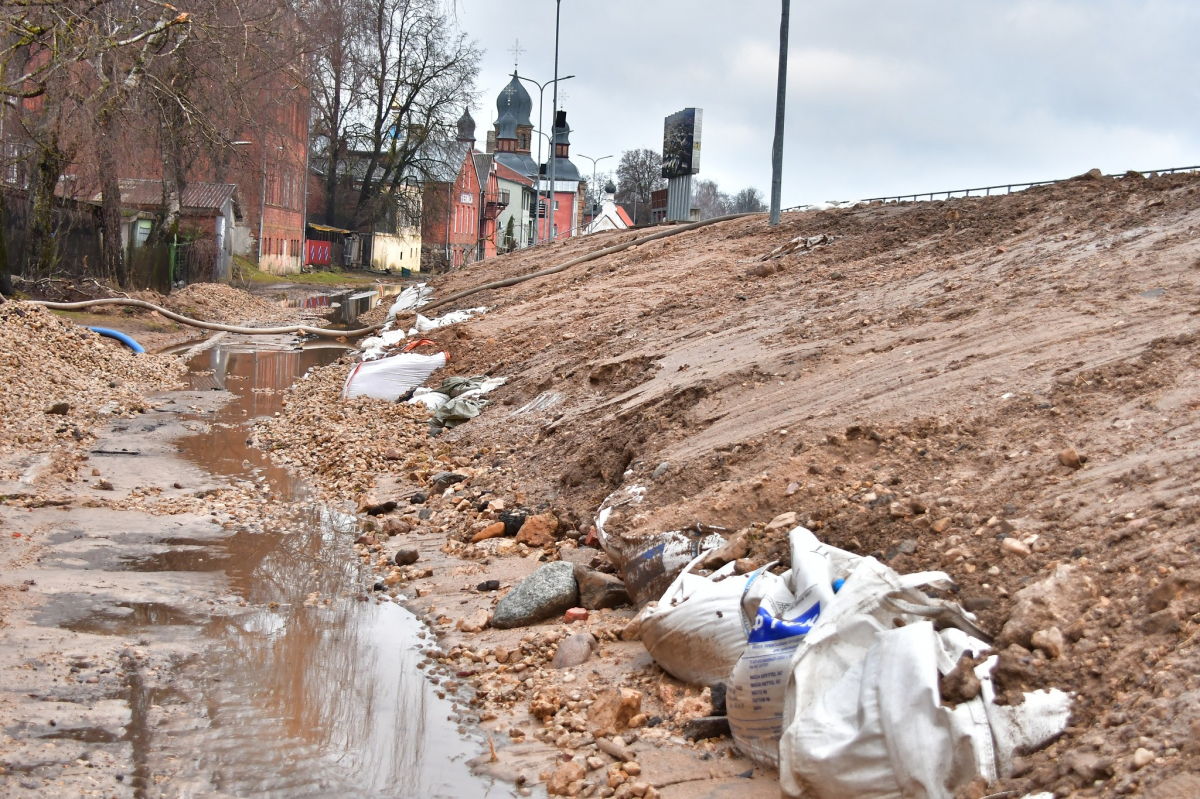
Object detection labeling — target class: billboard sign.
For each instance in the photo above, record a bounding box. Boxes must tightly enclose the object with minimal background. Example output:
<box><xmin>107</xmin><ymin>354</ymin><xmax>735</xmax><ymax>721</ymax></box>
<box><xmin>662</xmin><ymin>108</ymin><xmax>703</xmax><ymax>178</ymax></box>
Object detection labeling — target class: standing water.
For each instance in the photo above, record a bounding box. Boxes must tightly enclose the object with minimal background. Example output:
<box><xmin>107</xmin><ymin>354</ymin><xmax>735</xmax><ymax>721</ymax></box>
<box><xmin>168</xmin><ymin>341</ymin><xmax>503</xmax><ymax>797</ymax></box>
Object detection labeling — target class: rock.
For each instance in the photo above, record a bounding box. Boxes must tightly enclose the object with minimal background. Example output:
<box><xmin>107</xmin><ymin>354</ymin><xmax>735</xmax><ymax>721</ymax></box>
<box><xmin>629</xmin><ymin>782</ymin><xmax>650</xmax><ymax>797</ymax></box>
<box><xmin>888</xmin><ymin>501</ymin><xmax>910</xmax><ymax>518</ymax></box>
<box><xmin>477</xmin><ymin>579</ymin><xmax>501</xmax><ymax>591</ymax></box>
<box><xmin>931</xmin><ymin>517</ymin><xmax>952</xmax><ymax>534</ymax></box>
<box><xmin>1133</xmin><ymin>747</ymin><xmax>1154</xmax><ymax>769</ymax></box>
<box><xmin>573</xmin><ymin>565</ymin><xmax>631</xmax><ymax>609</ymax></box>
<box><xmin>997</xmin><ymin>565</ymin><xmax>1095</xmax><ymax>649</ymax></box>
<box><xmin>652</xmin><ymin>462</ymin><xmax>669</xmax><ymax>479</ymax></box>
<box><xmin>457</xmin><ymin>609</ymin><xmax>489</xmax><ymax>633</ymax></box>
<box><xmin>365</xmin><ymin>500</ymin><xmax>397</xmax><ymax>516</ymax></box>
<box><xmin>897</xmin><ymin>539</ymin><xmax>918</xmax><ymax>555</ymax></box>
<box><xmin>682</xmin><ymin>716</ymin><xmax>731</xmax><ymax>740</ymax></box>
<box><xmin>596</xmin><ymin>736</ymin><xmax>634</xmax><ymax>762</ymax></box>
<box><xmin>1030</xmin><ymin>627</ymin><xmax>1065</xmax><ymax>658</ymax></box>
<box><xmin>515</xmin><ymin>512</ymin><xmax>559</xmax><ymax>547</ymax></box>
<box><xmin>1141</xmin><ymin>608</ymin><xmax>1182</xmax><ymax>635</ymax></box>
<box><xmin>530</xmin><ymin>688</ymin><xmax>562</xmax><ymax>719</ymax></box>
<box><xmin>962</xmin><ymin>597</ymin><xmax>993</xmax><ymax>613</ymax></box>
<box><xmin>394</xmin><ymin>548</ymin><xmax>419</xmax><ymax>566</ymax></box>
<box><xmin>588</xmin><ymin>687</ymin><xmax>642</xmax><ymax>732</ymax></box>
<box><xmin>699</xmin><ymin>530</ymin><xmax>749</xmax><ymax>570</ymax></box>
<box><xmin>491</xmin><ymin>561</ymin><xmax>579</xmax><ymax>629</ymax></box>
<box><xmin>622</xmin><ymin>762</ymin><xmax>642</xmax><ymax>777</ymax></box>
<box><xmin>1000</xmin><ymin>537</ymin><xmax>1031</xmax><ymax>557</ymax></box>
<box><xmin>939</xmin><ymin>654</ymin><xmax>982</xmax><ymax>705</ymax></box>
<box><xmin>410</xmin><ymin>492</ymin><xmax>428</xmax><ymax>505</ymax></box>
<box><xmin>384</xmin><ymin>448</ymin><xmax>404</xmax><ymax>460</ymax></box>
<box><xmin>97</xmin><ymin>479</ymin><xmax>114</xmax><ymax>491</ymax></box>
<box><xmin>1064</xmin><ymin>751</ymin><xmax>1113</xmax><ymax>783</ymax></box>
<box><xmin>564</xmin><ymin>607</ymin><xmax>589</xmax><ymax>623</ymax></box>
<box><xmin>766</xmin><ymin>512</ymin><xmax>797</xmax><ymax>530</ymax></box>
<box><xmin>551</xmin><ymin>632</ymin><xmax>596</xmax><ymax>668</ymax></box>
<box><xmin>547</xmin><ymin>760</ymin><xmax>586</xmax><ymax>796</ymax></box>
<box><xmin>1058</xmin><ymin>446</ymin><xmax>1084</xmax><ymax>470</ymax></box>
<box><xmin>45</xmin><ymin>402</ymin><xmax>70</xmax><ymax>415</ymax></box>
<box><xmin>471</xmin><ymin>522</ymin><xmax>507</xmax><ymax>543</ymax></box>
<box><xmin>383</xmin><ymin>518</ymin><xmax>411</xmax><ymax>536</ymax></box>
<box><xmin>430</xmin><ymin>471</ymin><xmax>467</xmax><ymax>492</ymax></box>
<box><xmin>620</xmin><ymin>616</ymin><xmax>643</xmax><ymax>641</ymax></box>
<box><xmin>709</xmin><ymin>682</ymin><xmax>727</xmax><ymax>716</ymax></box>
<box><xmin>493</xmin><ymin>647</ymin><xmax>510</xmax><ymax>663</ymax></box>
<box><xmin>499</xmin><ymin>511</ymin><xmax>527</xmax><ymax>536</ymax></box>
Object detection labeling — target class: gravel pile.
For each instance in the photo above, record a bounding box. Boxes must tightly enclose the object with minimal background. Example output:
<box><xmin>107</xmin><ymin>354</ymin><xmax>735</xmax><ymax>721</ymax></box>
<box><xmin>251</xmin><ymin>357</ymin><xmax>432</xmax><ymax>497</ymax></box>
<box><xmin>144</xmin><ymin>284</ymin><xmax>312</xmax><ymax>326</ymax></box>
<box><xmin>0</xmin><ymin>304</ymin><xmax>186</xmax><ymax>455</ymax></box>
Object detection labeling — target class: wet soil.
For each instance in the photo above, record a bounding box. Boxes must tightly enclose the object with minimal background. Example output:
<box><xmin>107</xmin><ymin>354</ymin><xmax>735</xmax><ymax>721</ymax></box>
<box><xmin>0</xmin><ymin>339</ymin><xmax>506</xmax><ymax>797</ymax></box>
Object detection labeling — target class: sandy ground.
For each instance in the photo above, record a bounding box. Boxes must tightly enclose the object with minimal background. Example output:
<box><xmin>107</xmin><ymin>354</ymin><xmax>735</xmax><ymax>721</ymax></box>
<box><xmin>256</xmin><ymin>170</ymin><xmax>1200</xmax><ymax>798</ymax></box>
<box><xmin>6</xmin><ymin>171</ymin><xmax>1200</xmax><ymax>798</ymax></box>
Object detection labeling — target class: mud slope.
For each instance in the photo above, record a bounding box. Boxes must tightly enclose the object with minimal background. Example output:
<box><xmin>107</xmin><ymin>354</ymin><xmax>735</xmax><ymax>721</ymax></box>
<box><xmin>418</xmin><ymin>170</ymin><xmax>1200</xmax><ymax>796</ymax></box>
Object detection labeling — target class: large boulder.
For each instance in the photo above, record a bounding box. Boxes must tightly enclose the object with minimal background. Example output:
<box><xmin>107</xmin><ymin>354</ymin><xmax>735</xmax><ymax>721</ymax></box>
<box><xmin>491</xmin><ymin>561</ymin><xmax>579</xmax><ymax>629</ymax></box>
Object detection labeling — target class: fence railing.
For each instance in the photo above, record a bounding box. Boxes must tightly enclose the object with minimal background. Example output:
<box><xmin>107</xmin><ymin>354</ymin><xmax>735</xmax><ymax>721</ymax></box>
<box><xmin>783</xmin><ymin>164</ymin><xmax>1200</xmax><ymax>212</ymax></box>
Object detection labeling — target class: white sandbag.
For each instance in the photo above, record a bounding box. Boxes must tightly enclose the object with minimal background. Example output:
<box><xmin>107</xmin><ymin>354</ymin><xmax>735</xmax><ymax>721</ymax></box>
<box><xmin>341</xmin><ymin>351</ymin><xmax>447</xmax><ymax>401</ymax></box>
<box><xmin>640</xmin><ymin>556</ymin><xmax>793</xmax><ymax>687</ymax></box>
<box><xmin>778</xmin><ymin>557</ymin><xmax>1070</xmax><ymax>799</ymax></box>
<box><xmin>727</xmin><ymin>527</ymin><xmax>857</xmax><ymax>766</ymax></box>
<box><xmin>407</xmin><ymin>306</ymin><xmax>488</xmax><ymax>336</ymax></box>
<box><xmin>385</xmin><ymin>283</ymin><xmax>433</xmax><ymax>319</ymax></box>
<box><xmin>359</xmin><ymin>328</ymin><xmax>409</xmax><ymax>360</ymax></box>
<box><xmin>593</xmin><ymin>484</ymin><xmax>728</xmax><ymax>606</ymax></box>
<box><xmin>407</xmin><ymin>387</ymin><xmax>451</xmax><ymax>410</ymax></box>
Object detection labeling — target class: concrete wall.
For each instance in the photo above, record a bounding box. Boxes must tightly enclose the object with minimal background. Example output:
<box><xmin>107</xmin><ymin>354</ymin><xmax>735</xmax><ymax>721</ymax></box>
<box><xmin>371</xmin><ymin>231</ymin><xmax>423</xmax><ymax>273</ymax></box>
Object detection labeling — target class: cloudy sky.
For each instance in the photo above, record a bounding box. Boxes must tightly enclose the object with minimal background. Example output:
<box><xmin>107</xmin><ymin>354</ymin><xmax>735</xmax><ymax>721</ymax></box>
<box><xmin>453</xmin><ymin>1</ymin><xmax>1198</xmax><ymax>208</ymax></box>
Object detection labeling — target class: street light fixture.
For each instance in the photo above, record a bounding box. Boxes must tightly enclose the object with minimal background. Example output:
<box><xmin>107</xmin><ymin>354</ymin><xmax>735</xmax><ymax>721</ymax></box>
<box><xmin>516</xmin><ymin>72</ymin><xmax>574</xmax><ymax>244</ymax></box>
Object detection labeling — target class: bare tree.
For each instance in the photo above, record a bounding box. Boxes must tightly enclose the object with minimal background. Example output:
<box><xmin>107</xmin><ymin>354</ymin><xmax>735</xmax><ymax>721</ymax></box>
<box><xmin>731</xmin><ymin>186</ymin><xmax>766</xmax><ymax>213</ymax></box>
<box><xmin>615</xmin><ymin>147</ymin><xmax>664</xmax><ymax>225</ymax></box>
<box><xmin>306</xmin><ymin>0</ymin><xmax>479</xmax><ymax>232</ymax></box>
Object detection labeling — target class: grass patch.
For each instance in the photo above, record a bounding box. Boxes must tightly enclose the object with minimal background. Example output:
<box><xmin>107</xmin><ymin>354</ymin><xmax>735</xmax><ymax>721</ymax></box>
<box><xmin>231</xmin><ymin>255</ymin><xmax>380</xmax><ymax>288</ymax></box>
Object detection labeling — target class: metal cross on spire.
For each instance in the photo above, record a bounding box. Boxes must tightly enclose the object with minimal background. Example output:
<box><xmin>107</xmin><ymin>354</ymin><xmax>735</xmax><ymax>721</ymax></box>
<box><xmin>509</xmin><ymin>39</ymin><xmax>525</xmax><ymax>69</ymax></box>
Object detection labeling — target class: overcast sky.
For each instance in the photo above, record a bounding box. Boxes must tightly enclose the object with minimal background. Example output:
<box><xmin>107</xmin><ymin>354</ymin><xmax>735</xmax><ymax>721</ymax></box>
<box><xmin>453</xmin><ymin>1</ymin><xmax>1198</xmax><ymax>207</ymax></box>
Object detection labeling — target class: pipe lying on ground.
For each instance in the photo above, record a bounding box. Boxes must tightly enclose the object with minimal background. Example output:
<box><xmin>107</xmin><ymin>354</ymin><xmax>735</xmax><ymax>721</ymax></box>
<box><xmin>88</xmin><ymin>326</ymin><xmax>146</xmax><ymax>354</ymax></box>
<box><xmin>27</xmin><ymin>212</ymin><xmax>765</xmax><ymax>338</ymax></box>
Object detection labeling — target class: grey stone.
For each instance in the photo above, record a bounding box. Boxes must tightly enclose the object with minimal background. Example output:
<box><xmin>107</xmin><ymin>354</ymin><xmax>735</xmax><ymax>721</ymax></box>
<box><xmin>682</xmin><ymin>716</ymin><xmax>731</xmax><ymax>741</ymax></box>
<box><xmin>394</xmin><ymin>548</ymin><xmax>419</xmax><ymax>566</ymax></box>
<box><xmin>652</xmin><ymin>461</ymin><xmax>670</xmax><ymax>479</ymax></box>
<box><xmin>573</xmin><ymin>565</ymin><xmax>631</xmax><ymax>610</ymax></box>
<box><xmin>491</xmin><ymin>562</ymin><xmax>579</xmax><ymax>629</ymax></box>
<box><xmin>897</xmin><ymin>539</ymin><xmax>918</xmax><ymax>555</ymax></box>
<box><xmin>430</xmin><ymin>472</ymin><xmax>467</xmax><ymax>492</ymax></box>
<box><xmin>550</xmin><ymin>632</ymin><xmax>596</xmax><ymax>669</ymax></box>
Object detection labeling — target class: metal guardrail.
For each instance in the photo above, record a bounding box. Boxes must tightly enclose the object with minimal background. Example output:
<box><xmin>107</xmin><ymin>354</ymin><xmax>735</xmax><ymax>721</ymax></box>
<box><xmin>781</xmin><ymin>164</ymin><xmax>1200</xmax><ymax>213</ymax></box>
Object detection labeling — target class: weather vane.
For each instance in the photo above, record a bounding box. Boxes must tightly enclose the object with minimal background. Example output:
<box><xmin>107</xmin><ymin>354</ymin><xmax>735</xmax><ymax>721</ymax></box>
<box><xmin>509</xmin><ymin>39</ymin><xmax>525</xmax><ymax>69</ymax></box>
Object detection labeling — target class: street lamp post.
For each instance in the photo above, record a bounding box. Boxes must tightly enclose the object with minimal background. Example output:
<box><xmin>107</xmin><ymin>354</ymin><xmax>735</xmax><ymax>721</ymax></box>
<box><xmin>549</xmin><ymin>0</ymin><xmax>563</xmax><ymax>242</ymax></box>
<box><xmin>577</xmin><ymin>153</ymin><xmax>612</xmax><ymax>232</ymax></box>
<box><xmin>769</xmin><ymin>0</ymin><xmax>791</xmax><ymax>227</ymax></box>
<box><xmin>516</xmin><ymin>72</ymin><xmax>574</xmax><ymax>245</ymax></box>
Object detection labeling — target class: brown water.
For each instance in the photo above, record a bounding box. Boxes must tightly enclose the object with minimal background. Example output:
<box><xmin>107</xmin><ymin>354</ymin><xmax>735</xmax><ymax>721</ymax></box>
<box><xmin>156</xmin><ymin>342</ymin><xmax>504</xmax><ymax>797</ymax></box>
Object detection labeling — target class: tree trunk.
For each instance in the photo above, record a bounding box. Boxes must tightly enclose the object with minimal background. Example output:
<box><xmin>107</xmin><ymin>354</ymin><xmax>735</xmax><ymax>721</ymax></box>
<box><xmin>26</xmin><ymin>144</ymin><xmax>64</xmax><ymax>278</ymax></box>
<box><xmin>98</xmin><ymin>106</ymin><xmax>128</xmax><ymax>288</ymax></box>
<box><xmin>0</xmin><ymin>190</ymin><xmax>11</xmax><ymax>297</ymax></box>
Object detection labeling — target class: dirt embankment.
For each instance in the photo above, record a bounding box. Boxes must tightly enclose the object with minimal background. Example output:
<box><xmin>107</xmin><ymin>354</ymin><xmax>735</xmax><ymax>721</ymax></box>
<box><xmin>259</xmin><ymin>171</ymin><xmax>1200</xmax><ymax>797</ymax></box>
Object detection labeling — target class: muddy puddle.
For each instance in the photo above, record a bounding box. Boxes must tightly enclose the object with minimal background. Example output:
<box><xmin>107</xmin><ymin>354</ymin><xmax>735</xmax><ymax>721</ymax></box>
<box><xmin>76</xmin><ymin>341</ymin><xmax>503</xmax><ymax>797</ymax></box>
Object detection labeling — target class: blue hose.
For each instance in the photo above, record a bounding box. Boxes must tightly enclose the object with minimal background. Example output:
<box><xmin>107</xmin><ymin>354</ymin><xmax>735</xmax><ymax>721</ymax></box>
<box><xmin>88</xmin><ymin>327</ymin><xmax>145</xmax><ymax>354</ymax></box>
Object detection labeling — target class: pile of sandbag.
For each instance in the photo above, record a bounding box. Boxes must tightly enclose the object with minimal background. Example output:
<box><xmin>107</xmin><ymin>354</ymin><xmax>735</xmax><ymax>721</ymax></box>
<box><xmin>610</xmin><ymin>516</ymin><xmax>1072</xmax><ymax>799</ymax></box>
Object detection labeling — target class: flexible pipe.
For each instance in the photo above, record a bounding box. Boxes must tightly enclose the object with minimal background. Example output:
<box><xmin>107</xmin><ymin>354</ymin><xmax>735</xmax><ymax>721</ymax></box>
<box><xmin>26</xmin><ymin>212</ymin><xmax>763</xmax><ymax>338</ymax></box>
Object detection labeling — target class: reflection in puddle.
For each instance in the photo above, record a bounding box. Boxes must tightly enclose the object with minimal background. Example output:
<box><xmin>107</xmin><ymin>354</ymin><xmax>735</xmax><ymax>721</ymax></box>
<box><xmin>168</xmin><ymin>343</ymin><xmax>502</xmax><ymax>797</ymax></box>
<box><xmin>52</xmin><ymin>601</ymin><xmax>199</xmax><ymax>635</ymax></box>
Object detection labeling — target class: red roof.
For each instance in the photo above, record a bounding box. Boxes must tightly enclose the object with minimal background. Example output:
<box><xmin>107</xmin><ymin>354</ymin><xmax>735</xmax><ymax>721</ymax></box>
<box><xmin>494</xmin><ymin>161</ymin><xmax>534</xmax><ymax>186</ymax></box>
<box><xmin>616</xmin><ymin>205</ymin><xmax>633</xmax><ymax>226</ymax></box>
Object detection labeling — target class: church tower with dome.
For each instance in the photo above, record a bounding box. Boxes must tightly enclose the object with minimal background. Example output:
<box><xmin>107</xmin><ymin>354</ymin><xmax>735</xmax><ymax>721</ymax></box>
<box><xmin>492</xmin><ymin>72</ymin><xmax>538</xmax><ymax>179</ymax></box>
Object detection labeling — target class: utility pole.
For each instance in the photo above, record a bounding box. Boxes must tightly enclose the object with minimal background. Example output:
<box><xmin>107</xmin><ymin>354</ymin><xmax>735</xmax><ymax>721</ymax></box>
<box><xmin>549</xmin><ymin>0</ymin><xmax>562</xmax><ymax>242</ymax></box>
<box><xmin>578</xmin><ymin>153</ymin><xmax>612</xmax><ymax>231</ymax></box>
<box><xmin>770</xmin><ymin>0</ymin><xmax>791</xmax><ymax>227</ymax></box>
